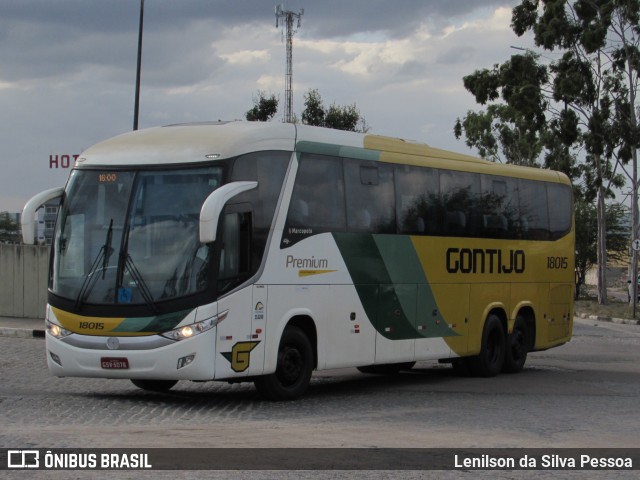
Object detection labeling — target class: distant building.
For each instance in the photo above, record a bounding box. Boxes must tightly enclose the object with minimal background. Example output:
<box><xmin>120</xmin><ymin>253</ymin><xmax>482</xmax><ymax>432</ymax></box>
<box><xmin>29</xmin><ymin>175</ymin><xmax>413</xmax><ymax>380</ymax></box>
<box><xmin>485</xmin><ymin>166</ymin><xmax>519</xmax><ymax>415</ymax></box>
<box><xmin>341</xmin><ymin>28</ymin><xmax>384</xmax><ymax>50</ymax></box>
<box><xmin>12</xmin><ymin>199</ymin><xmax>60</xmax><ymax>245</ymax></box>
<box><xmin>42</xmin><ymin>201</ymin><xmax>59</xmax><ymax>245</ymax></box>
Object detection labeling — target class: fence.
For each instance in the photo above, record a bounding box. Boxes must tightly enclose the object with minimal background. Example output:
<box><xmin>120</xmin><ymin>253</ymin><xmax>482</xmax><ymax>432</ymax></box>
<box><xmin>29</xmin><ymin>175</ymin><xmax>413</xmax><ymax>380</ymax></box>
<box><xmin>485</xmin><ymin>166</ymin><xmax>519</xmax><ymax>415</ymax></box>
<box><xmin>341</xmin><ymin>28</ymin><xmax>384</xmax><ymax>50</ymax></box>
<box><xmin>0</xmin><ymin>244</ymin><xmax>50</xmax><ymax>319</ymax></box>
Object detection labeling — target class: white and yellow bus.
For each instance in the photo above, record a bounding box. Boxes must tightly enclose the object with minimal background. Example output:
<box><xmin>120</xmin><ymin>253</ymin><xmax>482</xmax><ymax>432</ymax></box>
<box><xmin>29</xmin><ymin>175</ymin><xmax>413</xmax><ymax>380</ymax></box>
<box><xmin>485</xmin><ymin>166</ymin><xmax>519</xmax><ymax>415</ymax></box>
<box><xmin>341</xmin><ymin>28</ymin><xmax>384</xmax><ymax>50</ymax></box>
<box><xmin>23</xmin><ymin>122</ymin><xmax>574</xmax><ymax>400</ymax></box>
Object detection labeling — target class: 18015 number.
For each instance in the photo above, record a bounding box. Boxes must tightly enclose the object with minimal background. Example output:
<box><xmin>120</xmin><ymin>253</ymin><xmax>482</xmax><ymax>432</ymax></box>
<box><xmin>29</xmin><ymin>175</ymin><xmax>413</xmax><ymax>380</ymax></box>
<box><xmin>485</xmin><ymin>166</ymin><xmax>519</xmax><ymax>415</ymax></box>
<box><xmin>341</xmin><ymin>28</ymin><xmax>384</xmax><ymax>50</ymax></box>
<box><xmin>547</xmin><ymin>256</ymin><xmax>568</xmax><ymax>269</ymax></box>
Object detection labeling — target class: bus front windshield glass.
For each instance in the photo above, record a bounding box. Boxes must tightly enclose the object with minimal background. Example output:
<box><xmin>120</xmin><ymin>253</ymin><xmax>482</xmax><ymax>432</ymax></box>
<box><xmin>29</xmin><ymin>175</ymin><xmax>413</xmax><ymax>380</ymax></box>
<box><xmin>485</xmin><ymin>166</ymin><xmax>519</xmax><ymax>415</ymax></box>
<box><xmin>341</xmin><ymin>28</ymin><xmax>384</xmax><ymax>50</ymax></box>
<box><xmin>52</xmin><ymin>167</ymin><xmax>224</xmax><ymax>308</ymax></box>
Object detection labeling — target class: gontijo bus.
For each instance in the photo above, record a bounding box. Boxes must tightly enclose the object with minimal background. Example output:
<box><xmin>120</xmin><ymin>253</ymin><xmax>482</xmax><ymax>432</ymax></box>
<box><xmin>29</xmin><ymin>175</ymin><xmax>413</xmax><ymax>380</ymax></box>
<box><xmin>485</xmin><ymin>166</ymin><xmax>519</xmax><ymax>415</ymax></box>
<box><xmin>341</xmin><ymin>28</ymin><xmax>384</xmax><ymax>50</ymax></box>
<box><xmin>22</xmin><ymin>122</ymin><xmax>574</xmax><ymax>400</ymax></box>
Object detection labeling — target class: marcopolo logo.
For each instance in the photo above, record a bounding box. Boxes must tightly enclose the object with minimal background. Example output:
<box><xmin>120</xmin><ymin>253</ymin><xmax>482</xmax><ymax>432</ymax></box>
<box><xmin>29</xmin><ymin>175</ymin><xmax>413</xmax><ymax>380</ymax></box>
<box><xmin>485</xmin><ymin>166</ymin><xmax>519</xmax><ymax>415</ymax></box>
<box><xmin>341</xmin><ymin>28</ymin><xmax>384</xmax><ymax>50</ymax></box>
<box><xmin>8</xmin><ymin>450</ymin><xmax>40</xmax><ymax>468</ymax></box>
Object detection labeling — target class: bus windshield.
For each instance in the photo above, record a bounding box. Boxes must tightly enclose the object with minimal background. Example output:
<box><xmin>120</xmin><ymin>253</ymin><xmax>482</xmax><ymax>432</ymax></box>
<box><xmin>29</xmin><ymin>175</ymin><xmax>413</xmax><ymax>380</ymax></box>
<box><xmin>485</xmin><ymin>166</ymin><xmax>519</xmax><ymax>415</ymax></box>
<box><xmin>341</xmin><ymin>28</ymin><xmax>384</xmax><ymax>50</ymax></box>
<box><xmin>52</xmin><ymin>166</ymin><xmax>224</xmax><ymax>308</ymax></box>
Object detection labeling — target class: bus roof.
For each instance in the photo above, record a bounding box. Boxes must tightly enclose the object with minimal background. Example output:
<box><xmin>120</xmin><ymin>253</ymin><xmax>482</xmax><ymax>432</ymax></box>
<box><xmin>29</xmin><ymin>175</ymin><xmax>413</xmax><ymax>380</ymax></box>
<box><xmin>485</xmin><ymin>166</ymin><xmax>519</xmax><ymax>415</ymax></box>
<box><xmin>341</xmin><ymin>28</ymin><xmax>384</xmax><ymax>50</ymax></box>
<box><xmin>77</xmin><ymin>121</ymin><xmax>569</xmax><ymax>185</ymax></box>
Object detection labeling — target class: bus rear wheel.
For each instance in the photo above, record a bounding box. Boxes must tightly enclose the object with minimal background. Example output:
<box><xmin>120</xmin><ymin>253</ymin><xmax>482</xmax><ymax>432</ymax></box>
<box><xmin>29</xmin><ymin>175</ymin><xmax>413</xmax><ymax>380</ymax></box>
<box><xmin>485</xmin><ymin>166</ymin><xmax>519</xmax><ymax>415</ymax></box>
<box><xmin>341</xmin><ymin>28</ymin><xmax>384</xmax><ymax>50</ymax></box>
<box><xmin>254</xmin><ymin>326</ymin><xmax>313</xmax><ymax>401</ymax></box>
<box><xmin>131</xmin><ymin>379</ymin><xmax>178</xmax><ymax>392</ymax></box>
<box><xmin>468</xmin><ymin>314</ymin><xmax>505</xmax><ymax>377</ymax></box>
<box><xmin>503</xmin><ymin>315</ymin><xmax>528</xmax><ymax>373</ymax></box>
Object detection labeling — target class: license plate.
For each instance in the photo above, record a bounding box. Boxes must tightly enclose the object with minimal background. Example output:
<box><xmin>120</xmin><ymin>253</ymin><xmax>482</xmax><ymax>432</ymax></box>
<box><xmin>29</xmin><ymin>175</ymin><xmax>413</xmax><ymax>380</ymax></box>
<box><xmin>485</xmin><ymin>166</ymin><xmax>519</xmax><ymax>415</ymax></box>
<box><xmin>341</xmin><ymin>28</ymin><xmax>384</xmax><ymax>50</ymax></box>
<box><xmin>101</xmin><ymin>357</ymin><xmax>130</xmax><ymax>369</ymax></box>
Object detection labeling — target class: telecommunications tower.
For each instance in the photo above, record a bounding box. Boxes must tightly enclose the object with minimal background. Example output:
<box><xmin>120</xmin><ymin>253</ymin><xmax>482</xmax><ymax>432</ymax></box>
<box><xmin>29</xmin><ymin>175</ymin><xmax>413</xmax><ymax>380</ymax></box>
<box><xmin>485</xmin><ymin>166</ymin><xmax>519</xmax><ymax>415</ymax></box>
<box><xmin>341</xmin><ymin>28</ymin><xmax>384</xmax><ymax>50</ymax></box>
<box><xmin>275</xmin><ymin>4</ymin><xmax>303</xmax><ymax>123</ymax></box>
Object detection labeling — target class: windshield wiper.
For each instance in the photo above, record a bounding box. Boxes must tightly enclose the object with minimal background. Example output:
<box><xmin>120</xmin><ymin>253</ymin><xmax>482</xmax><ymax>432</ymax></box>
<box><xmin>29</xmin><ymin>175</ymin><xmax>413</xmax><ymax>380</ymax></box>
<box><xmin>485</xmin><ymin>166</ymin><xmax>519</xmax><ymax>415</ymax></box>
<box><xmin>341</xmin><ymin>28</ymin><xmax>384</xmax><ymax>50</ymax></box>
<box><xmin>74</xmin><ymin>219</ymin><xmax>114</xmax><ymax>310</ymax></box>
<box><xmin>102</xmin><ymin>218</ymin><xmax>114</xmax><ymax>279</ymax></box>
<box><xmin>123</xmin><ymin>254</ymin><xmax>159</xmax><ymax>314</ymax></box>
<box><xmin>118</xmin><ymin>223</ymin><xmax>159</xmax><ymax>314</ymax></box>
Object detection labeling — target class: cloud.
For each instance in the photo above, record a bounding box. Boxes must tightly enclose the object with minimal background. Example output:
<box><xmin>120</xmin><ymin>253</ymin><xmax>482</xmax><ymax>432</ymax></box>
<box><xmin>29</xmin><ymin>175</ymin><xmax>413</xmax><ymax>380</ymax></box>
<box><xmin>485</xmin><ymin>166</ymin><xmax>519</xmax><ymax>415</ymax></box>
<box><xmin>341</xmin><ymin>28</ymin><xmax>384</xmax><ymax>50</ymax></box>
<box><xmin>0</xmin><ymin>1</ymin><xmax>532</xmax><ymax>213</ymax></box>
<box><xmin>220</xmin><ymin>49</ymin><xmax>271</xmax><ymax>65</ymax></box>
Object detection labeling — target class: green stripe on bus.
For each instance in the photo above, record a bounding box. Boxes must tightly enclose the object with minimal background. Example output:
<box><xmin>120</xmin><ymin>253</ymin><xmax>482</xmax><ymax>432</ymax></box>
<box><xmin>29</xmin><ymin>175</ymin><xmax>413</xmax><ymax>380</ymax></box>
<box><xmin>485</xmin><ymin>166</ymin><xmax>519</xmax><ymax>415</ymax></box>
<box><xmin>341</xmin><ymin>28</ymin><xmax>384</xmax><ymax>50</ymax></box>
<box><xmin>373</xmin><ymin>235</ymin><xmax>457</xmax><ymax>338</ymax></box>
<box><xmin>112</xmin><ymin>309</ymin><xmax>192</xmax><ymax>333</ymax></box>
<box><xmin>333</xmin><ymin>233</ymin><xmax>458</xmax><ymax>340</ymax></box>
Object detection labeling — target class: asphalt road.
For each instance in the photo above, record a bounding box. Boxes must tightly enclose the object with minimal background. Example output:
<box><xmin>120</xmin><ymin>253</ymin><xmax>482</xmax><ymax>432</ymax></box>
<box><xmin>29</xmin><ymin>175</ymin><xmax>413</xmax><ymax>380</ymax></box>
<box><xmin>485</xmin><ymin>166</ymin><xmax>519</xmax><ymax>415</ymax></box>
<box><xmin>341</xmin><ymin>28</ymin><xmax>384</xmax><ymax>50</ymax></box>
<box><xmin>2</xmin><ymin>317</ymin><xmax>640</xmax><ymax>479</ymax></box>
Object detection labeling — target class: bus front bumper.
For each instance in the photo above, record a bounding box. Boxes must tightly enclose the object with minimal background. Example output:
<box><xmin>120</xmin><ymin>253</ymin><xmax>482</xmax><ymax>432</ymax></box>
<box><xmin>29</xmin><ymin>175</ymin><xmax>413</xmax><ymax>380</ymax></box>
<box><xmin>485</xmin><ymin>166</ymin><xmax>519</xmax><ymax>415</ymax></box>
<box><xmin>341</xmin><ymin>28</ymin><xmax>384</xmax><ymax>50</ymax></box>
<box><xmin>45</xmin><ymin>327</ymin><xmax>218</xmax><ymax>381</ymax></box>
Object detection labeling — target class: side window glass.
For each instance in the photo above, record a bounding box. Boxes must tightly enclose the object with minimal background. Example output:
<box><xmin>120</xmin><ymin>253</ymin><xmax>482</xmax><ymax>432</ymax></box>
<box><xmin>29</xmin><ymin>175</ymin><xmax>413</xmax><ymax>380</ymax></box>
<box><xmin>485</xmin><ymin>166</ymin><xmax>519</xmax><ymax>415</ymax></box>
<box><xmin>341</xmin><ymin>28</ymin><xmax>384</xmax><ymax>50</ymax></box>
<box><xmin>548</xmin><ymin>183</ymin><xmax>572</xmax><ymax>239</ymax></box>
<box><xmin>518</xmin><ymin>179</ymin><xmax>550</xmax><ymax>240</ymax></box>
<box><xmin>231</xmin><ymin>151</ymin><xmax>290</xmax><ymax>267</ymax></box>
<box><xmin>479</xmin><ymin>175</ymin><xmax>519</xmax><ymax>238</ymax></box>
<box><xmin>395</xmin><ymin>164</ymin><xmax>440</xmax><ymax>235</ymax></box>
<box><xmin>282</xmin><ymin>154</ymin><xmax>346</xmax><ymax>247</ymax></box>
<box><xmin>218</xmin><ymin>210</ymin><xmax>252</xmax><ymax>294</ymax></box>
<box><xmin>440</xmin><ymin>170</ymin><xmax>480</xmax><ymax>236</ymax></box>
<box><xmin>230</xmin><ymin>151</ymin><xmax>290</xmax><ymax>231</ymax></box>
<box><xmin>345</xmin><ymin>159</ymin><xmax>395</xmax><ymax>233</ymax></box>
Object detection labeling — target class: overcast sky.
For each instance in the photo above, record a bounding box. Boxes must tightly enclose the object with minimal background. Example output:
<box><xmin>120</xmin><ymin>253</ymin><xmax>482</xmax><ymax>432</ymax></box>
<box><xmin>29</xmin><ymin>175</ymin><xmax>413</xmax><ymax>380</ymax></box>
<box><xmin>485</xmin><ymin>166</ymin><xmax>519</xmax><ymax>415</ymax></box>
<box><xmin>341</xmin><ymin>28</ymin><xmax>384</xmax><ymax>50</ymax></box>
<box><xmin>0</xmin><ymin>0</ymin><xmax>536</xmax><ymax>213</ymax></box>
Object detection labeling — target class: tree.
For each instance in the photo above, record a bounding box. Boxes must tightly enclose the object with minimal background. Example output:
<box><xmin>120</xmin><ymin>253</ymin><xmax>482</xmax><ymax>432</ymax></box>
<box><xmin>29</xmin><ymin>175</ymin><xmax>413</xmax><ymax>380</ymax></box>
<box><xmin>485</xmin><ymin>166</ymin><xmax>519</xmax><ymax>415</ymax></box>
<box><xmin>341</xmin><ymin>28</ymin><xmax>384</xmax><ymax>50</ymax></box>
<box><xmin>0</xmin><ymin>212</ymin><xmax>19</xmax><ymax>244</ymax></box>
<box><xmin>457</xmin><ymin>0</ymin><xmax>640</xmax><ymax>304</ymax></box>
<box><xmin>574</xmin><ymin>199</ymin><xmax>629</xmax><ymax>299</ymax></box>
<box><xmin>454</xmin><ymin>52</ymin><xmax>550</xmax><ymax>167</ymax></box>
<box><xmin>511</xmin><ymin>0</ymin><xmax>640</xmax><ymax>305</ymax></box>
<box><xmin>300</xmin><ymin>88</ymin><xmax>368</xmax><ymax>132</ymax></box>
<box><xmin>245</xmin><ymin>91</ymin><xmax>279</xmax><ymax>122</ymax></box>
<box><xmin>300</xmin><ymin>89</ymin><xmax>325</xmax><ymax>127</ymax></box>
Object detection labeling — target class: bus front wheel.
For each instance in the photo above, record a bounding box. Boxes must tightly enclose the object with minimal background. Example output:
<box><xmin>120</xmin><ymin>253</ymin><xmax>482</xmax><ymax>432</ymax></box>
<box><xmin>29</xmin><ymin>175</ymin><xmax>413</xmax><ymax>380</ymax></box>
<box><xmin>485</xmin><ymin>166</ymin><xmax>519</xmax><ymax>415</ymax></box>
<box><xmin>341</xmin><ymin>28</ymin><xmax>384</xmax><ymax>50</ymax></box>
<box><xmin>254</xmin><ymin>326</ymin><xmax>313</xmax><ymax>401</ymax></box>
<box><xmin>468</xmin><ymin>314</ymin><xmax>505</xmax><ymax>377</ymax></box>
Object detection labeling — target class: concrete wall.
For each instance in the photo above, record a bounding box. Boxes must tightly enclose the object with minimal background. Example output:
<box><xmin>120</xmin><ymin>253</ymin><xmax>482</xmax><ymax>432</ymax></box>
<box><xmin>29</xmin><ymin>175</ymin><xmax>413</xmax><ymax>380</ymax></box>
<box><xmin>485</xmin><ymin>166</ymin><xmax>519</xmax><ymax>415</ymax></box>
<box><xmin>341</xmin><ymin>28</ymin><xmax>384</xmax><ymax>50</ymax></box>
<box><xmin>0</xmin><ymin>244</ymin><xmax>50</xmax><ymax>319</ymax></box>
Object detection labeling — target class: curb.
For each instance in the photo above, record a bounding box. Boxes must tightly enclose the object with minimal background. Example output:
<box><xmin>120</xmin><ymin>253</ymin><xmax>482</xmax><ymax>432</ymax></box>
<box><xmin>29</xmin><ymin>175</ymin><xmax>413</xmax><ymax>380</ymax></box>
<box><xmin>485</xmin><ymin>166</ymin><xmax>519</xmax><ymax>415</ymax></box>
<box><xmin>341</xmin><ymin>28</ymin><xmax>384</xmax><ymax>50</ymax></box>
<box><xmin>0</xmin><ymin>327</ymin><xmax>45</xmax><ymax>339</ymax></box>
<box><xmin>576</xmin><ymin>313</ymin><xmax>640</xmax><ymax>326</ymax></box>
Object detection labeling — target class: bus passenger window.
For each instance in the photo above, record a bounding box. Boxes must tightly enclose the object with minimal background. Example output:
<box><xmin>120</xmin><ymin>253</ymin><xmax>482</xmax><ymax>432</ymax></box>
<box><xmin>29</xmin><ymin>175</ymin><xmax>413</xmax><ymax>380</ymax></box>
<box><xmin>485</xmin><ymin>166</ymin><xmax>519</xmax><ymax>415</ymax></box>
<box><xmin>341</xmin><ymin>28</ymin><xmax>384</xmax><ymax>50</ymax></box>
<box><xmin>395</xmin><ymin>164</ymin><xmax>440</xmax><ymax>235</ymax></box>
<box><xmin>345</xmin><ymin>160</ymin><xmax>395</xmax><ymax>233</ymax></box>
<box><xmin>440</xmin><ymin>170</ymin><xmax>480</xmax><ymax>237</ymax></box>
<box><xmin>479</xmin><ymin>176</ymin><xmax>519</xmax><ymax>238</ymax></box>
<box><xmin>548</xmin><ymin>183</ymin><xmax>572</xmax><ymax>239</ymax></box>
<box><xmin>282</xmin><ymin>155</ymin><xmax>346</xmax><ymax>247</ymax></box>
<box><xmin>518</xmin><ymin>179</ymin><xmax>550</xmax><ymax>240</ymax></box>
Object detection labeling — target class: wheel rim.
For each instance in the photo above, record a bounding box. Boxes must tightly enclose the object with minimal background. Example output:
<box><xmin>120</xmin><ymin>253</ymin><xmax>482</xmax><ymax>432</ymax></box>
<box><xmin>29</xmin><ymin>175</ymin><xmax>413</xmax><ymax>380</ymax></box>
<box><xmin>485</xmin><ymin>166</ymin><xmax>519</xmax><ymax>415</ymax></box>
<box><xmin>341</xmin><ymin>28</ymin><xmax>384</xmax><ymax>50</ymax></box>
<box><xmin>277</xmin><ymin>346</ymin><xmax>304</xmax><ymax>386</ymax></box>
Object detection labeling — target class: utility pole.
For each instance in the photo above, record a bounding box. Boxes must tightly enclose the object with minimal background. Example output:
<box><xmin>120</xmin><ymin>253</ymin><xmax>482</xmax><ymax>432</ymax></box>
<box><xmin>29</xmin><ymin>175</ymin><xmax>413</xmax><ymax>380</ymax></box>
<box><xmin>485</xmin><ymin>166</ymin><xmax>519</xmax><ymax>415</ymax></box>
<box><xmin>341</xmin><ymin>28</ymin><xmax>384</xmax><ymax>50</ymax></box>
<box><xmin>275</xmin><ymin>4</ymin><xmax>303</xmax><ymax>124</ymax></box>
<box><xmin>133</xmin><ymin>0</ymin><xmax>144</xmax><ymax>131</ymax></box>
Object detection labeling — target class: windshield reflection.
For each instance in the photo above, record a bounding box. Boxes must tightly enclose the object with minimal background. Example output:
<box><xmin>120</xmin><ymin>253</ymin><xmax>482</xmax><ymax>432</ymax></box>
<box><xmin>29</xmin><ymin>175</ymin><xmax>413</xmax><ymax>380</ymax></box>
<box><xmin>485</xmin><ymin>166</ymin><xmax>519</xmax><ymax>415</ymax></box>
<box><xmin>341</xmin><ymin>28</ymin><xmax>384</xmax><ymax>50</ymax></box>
<box><xmin>52</xmin><ymin>167</ymin><xmax>224</xmax><ymax>308</ymax></box>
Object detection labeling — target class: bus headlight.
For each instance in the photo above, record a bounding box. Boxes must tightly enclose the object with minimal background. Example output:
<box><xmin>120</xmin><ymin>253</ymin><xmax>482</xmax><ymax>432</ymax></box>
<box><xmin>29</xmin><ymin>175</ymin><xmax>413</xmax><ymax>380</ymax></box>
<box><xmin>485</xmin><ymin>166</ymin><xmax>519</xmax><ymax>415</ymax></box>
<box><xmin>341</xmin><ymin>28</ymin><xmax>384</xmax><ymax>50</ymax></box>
<box><xmin>46</xmin><ymin>320</ymin><xmax>73</xmax><ymax>339</ymax></box>
<box><xmin>161</xmin><ymin>310</ymin><xmax>228</xmax><ymax>341</ymax></box>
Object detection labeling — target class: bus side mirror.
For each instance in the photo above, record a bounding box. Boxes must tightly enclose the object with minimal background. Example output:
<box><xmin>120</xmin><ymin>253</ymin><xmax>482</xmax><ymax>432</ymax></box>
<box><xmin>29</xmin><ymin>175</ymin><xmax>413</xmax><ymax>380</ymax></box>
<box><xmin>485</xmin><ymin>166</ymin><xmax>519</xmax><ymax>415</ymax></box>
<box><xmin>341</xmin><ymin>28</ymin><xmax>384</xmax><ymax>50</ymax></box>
<box><xmin>199</xmin><ymin>181</ymin><xmax>258</xmax><ymax>244</ymax></box>
<box><xmin>22</xmin><ymin>187</ymin><xmax>64</xmax><ymax>244</ymax></box>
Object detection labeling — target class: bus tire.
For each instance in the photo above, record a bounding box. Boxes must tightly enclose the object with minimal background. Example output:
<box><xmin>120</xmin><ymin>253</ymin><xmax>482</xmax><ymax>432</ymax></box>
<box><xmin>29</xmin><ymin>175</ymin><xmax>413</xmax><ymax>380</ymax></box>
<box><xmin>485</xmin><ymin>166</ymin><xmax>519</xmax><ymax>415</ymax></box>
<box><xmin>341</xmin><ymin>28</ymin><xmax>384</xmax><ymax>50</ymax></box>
<box><xmin>502</xmin><ymin>315</ymin><xmax>528</xmax><ymax>374</ymax></box>
<box><xmin>131</xmin><ymin>379</ymin><xmax>178</xmax><ymax>392</ymax></box>
<box><xmin>468</xmin><ymin>314</ymin><xmax>505</xmax><ymax>377</ymax></box>
<box><xmin>254</xmin><ymin>326</ymin><xmax>313</xmax><ymax>401</ymax></box>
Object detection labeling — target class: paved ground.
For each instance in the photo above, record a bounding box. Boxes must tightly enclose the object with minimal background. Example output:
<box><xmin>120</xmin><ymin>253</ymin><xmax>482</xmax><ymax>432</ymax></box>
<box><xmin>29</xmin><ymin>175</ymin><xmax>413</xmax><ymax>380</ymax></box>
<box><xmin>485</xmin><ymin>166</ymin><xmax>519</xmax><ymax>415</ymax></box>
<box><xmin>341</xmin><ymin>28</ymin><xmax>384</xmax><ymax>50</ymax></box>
<box><xmin>1</xmin><ymin>316</ymin><xmax>640</xmax><ymax>479</ymax></box>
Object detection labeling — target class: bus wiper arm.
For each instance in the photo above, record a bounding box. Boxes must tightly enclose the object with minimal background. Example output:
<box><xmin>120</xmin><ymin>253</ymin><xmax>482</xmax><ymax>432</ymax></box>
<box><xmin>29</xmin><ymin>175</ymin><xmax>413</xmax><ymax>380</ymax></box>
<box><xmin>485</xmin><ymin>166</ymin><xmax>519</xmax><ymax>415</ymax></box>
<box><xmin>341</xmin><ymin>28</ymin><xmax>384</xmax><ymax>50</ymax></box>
<box><xmin>75</xmin><ymin>219</ymin><xmax>113</xmax><ymax>310</ymax></box>
<box><xmin>102</xmin><ymin>219</ymin><xmax>114</xmax><ymax>279</ymax></box>
<box><xmin>124</xmin><ymin>254</ymin><xmax>159</xmax><ymax>314</ymax></box>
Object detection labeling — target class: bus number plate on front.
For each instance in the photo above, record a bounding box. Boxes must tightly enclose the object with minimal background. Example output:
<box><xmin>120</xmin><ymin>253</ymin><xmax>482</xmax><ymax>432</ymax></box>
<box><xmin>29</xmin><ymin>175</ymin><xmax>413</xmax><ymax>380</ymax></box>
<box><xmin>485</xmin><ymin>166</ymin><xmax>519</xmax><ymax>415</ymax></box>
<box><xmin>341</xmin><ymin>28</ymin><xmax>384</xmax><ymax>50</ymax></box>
<box><xmin>101</xmin><ymin>357</ymin><xmax>129</xmax><ymax>369</ymax></box>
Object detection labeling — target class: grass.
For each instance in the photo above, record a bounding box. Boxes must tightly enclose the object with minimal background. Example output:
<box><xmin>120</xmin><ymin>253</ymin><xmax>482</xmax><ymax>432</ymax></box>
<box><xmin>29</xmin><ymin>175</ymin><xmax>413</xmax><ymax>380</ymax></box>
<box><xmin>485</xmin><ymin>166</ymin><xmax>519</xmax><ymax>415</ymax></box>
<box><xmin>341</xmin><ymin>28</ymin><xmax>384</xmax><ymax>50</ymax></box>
<box><xmin>575</xmin><ymin>296</ymin><xmax>640</xmax><ymax>320</ymax></box>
